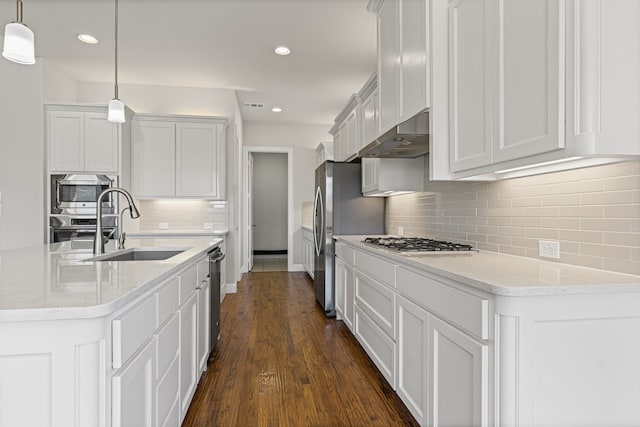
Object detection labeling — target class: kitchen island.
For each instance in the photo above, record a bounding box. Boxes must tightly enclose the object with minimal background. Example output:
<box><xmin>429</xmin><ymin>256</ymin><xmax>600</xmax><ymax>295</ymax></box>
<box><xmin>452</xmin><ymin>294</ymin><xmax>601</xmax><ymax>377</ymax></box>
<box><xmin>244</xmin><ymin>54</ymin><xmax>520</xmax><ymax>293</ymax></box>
<box><xmin>334</xmin><ymin>235</ymin><xmax>640</xmax><ymax>427</ymax></box>
<box><xmin>0</xmin><ymin>238</ymin><xmax>222</xmax><ymax>427</ymax></box>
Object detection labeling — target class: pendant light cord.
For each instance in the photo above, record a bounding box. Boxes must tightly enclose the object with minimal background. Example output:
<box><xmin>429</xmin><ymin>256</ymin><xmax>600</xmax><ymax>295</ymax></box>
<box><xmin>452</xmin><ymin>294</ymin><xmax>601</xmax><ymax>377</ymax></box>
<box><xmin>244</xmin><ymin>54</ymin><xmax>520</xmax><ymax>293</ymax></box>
<box><xmin>114</xmin><ymin>0</ymin><xmax>119</xmax><ymax>100</ymax></box>
<box><xmin>16</xmin><ymin>0</ymin><xmax>23</xmax><ymax>24</ymax></box>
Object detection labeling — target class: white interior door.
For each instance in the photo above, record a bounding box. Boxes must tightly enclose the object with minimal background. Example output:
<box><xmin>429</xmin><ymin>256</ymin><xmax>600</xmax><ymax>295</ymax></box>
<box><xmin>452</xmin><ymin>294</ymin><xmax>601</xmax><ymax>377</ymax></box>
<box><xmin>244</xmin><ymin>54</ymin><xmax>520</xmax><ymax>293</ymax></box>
<box><xmin>247</xmin><ymin>152</ymin><xmax>254</xmax><ymax>272</ymax></box>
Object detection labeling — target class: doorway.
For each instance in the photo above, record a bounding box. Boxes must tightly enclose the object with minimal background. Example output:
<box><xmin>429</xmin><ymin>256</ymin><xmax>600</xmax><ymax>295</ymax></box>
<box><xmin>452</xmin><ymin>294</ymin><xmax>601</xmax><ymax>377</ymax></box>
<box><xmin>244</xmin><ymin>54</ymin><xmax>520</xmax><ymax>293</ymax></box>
<box><xmin>242</xmin><ymin>146</ymin><xmax>293</xmax><ymax>273</ymax></box>
<box><xmin>251</xmin><ymin>152</ymin><xmax>288</xmax><ymax>271</ymax></box>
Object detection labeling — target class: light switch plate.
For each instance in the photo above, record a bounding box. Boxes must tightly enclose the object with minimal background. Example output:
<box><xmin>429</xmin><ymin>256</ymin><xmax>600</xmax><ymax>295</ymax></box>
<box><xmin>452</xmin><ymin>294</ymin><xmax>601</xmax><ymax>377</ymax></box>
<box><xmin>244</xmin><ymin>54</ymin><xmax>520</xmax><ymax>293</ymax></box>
<box><xmin>398</xmin><ymin>226</ymin><xmax>404</xmax><ymax>236</ymax></box>
<box><xmin>204</xmin><ymin>223</ymin><xmax>213</xmax><ymax>229</ymax></box>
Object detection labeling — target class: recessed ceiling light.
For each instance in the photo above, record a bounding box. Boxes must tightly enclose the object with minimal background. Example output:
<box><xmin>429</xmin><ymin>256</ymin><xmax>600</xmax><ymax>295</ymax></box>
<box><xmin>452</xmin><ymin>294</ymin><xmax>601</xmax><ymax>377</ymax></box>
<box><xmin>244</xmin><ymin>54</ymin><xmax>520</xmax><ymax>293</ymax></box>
<box><xmin>274</xmin><ymin>46</ymin><xmax>291</xmax><ymax>56</ymax></box>
<box><xmin>272</xmin><ymin>107</ymin><xmax>283</xmax><ymax>113</ymax></box>
<box><xmin>78</xmin><ymin>34</ymin><xmax>99</xmax><ymax>44</ymax></box>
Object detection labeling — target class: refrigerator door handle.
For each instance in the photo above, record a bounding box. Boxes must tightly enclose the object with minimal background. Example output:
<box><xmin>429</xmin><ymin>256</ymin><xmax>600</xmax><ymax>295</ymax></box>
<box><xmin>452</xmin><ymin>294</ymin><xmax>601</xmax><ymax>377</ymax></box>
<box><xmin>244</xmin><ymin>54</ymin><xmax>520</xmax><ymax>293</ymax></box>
<box><xmin>313</xmin><ymin>186</ymin><xmax>324</xmax><ymax>257</ymax></box>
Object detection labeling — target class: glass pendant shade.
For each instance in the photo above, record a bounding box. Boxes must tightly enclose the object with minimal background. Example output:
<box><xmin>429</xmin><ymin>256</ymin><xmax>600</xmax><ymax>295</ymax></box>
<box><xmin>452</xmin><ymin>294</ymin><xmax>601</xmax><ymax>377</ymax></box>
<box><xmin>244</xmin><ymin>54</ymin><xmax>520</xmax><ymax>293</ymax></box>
<box><xmin>108</xmin><ymin>98</ymin><xmax>125</xmax><ymax>123</ymax></box>
<box><xmin>2</xmin><ymin>22</ymin><xmax>35</xmax><ymax>64</ymax></box>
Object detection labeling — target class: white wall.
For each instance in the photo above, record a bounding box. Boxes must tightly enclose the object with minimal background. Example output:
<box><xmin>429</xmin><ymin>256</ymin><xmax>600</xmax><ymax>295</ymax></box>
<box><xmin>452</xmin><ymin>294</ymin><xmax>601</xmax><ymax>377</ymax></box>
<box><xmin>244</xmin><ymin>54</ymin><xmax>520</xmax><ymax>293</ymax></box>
<box><xmin>252</xmin><ymin>153</ymin><xmax>288</xmax><ymax>251</ymax></box>
<box><xmin>243</xmin><ymin>122</ymin><xmax>330</xmax><ymax>268</ymax></box>
<box><xmin>43</xmin><ymin>61</ymin><xmax>78</xmax><ymax>103</ymax></box>
<box><xmin>77</xmin><ymin>82</ymin><xmax>237</xmax><ymax>117</ymax></box>
<box><xmin>0</xmin><ymin>60</ymin><xmax>45</xmax><ymax>249</ymax></box>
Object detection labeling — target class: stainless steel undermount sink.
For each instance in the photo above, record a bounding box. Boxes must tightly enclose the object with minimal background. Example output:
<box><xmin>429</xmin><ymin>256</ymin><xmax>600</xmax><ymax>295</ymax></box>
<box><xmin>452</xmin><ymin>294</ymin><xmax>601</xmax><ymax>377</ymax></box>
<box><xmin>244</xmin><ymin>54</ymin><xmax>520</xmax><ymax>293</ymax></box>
<box><xmin>85</xmin><ymin>248</ymin><xmax>186</xmax><ymax>262</ymax></box>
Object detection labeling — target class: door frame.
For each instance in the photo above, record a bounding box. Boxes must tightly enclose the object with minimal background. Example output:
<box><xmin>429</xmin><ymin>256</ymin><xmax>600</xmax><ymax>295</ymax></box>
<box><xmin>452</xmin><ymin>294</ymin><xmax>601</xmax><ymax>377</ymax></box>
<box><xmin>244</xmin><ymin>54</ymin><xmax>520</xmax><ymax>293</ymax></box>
<box><xmin>242</xmin><ymin>146</ymin><xmax>294</xmax><ymax>273</ymax></box>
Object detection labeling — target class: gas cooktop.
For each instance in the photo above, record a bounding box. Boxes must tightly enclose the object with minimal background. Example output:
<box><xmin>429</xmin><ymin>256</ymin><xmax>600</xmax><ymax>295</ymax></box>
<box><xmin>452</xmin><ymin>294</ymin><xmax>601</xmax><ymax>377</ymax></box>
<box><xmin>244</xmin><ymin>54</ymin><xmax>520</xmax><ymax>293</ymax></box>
<box><xmin>363</xmin><ymin>237</ymin><xmax>475</xmax><ymax>254</ymax></box>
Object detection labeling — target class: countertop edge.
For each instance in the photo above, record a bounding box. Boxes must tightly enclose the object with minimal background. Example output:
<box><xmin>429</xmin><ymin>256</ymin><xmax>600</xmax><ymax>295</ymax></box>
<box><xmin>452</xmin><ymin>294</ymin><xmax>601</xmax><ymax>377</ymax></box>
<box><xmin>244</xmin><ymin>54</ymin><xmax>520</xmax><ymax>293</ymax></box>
<box><xmin>334</xmin><ymin>236</ymin><xmax>640</xmax><ymax>297</ymax></box>
<box><xmin>0</xmin><ymin>239</ymin><xmax>223</xmax><ymax>322</ymax></box>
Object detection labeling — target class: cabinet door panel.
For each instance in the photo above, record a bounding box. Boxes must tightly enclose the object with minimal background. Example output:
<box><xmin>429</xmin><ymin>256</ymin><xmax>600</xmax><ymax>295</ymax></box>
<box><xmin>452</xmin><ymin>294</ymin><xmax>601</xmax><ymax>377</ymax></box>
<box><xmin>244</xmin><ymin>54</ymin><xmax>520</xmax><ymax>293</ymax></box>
<box><xmin>335</xmin><ymin>258</ymin><xmax>346</xmax><ymax>320</ymax></box>
<box><xmin>361</xmin><ymin>89</ymin><xmax>378</xmax><ymax>149</ymax></box>
<box><xmin>176</xmin><ymin>123</ymin><xmax>220</xmax><ymax>197</ymax></box>
<box><xmin>49</xmin><ymin>111</ymin><xmax>85</xmax><ymax>171</ymax></box>
<box><xmin>344</xmin><ymin>263</ymin><xmax>355</xmax><ymax>332</ymax></box>
<box><xmin>133</xmin><ymin>121</ymin><xmax>175</xmax><ymax>197</ymax></box>
<box><xmin>400</xmin><ymin>0</ymin><xmax>429</xmax><ymax>120</ymax></box>
<box><xmin>345</xmin><ymin>109</ymin><xmax>359</xmax><ymax>161</ymax></box>
<box><xmin>85</xmin><ymin>112</ymin><xmax>118</xmax><ymax>173</ymax></box>
<box><xmin>429</xmin><ymin>315</ymin><xmax>488</xmax><ymax>427</ymax></box>
<box><xmin>397</xmin><ymin>296</ymin><xmax>429</xmax><ymax>425</ymax></box>
<box><xmin>179</xmin><ymin>293</ymin><xmax>198</xmax><ymax>422</ymax></box>
<box><xmin>449</xmin><ymin>0</ymin><xmax>493</xmax><ymax>171</ymax></box>
<box><xmin>378</xmin><ymin>0</ymin><xmax>401</xmax><ymax>133</ymax></box>
<box><xmin>495</xmin><ymin>0</ymin><xmax>563</xmax><ymax>163</ymax></box>
<box><xmin>196</xmin><ymin>281</ymin><xmax>210</xmax><ymax>375</ymax></box>
<box><xmin>112</xmin><ymin>339</ymin><xmax>156</xmax><ymax>427</ymax></box>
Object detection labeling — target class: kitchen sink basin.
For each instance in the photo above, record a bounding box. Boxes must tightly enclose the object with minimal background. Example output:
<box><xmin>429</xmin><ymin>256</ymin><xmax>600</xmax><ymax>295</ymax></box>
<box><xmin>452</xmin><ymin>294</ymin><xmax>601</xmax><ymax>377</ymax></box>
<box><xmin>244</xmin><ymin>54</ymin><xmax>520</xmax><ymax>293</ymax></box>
<box><xmin>86</xmin><ymin>248</ymin><xmax>186</xmax><ymax>262</ymax></box>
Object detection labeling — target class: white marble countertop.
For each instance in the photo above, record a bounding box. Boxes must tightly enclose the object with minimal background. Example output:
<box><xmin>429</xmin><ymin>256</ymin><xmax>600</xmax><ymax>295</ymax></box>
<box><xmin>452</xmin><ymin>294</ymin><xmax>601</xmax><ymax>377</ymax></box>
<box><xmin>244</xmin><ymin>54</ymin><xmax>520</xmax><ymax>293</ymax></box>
<box><xmin>0</xmin><ymin>238</ymin><xmax>222</xmax><ymax>321</ymax></box>
<box><xmin>335</xmin><ymin>236</ymin><xmax>640</xmax><ymax>296</ymax></box>
<box><xmin>302</xmin><ymin>225</ymin><xmax>312</xmax><ymax>231</ymax></box>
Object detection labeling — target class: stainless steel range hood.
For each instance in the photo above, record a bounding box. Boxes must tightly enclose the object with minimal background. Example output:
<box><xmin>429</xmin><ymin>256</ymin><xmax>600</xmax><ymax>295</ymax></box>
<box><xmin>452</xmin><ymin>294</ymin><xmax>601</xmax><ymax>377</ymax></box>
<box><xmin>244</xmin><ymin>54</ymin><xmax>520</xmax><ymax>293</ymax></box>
<box><xmin>359</xmin><ymin>110</ymin><xmax>429</xmax><ymax>158</ymax></box>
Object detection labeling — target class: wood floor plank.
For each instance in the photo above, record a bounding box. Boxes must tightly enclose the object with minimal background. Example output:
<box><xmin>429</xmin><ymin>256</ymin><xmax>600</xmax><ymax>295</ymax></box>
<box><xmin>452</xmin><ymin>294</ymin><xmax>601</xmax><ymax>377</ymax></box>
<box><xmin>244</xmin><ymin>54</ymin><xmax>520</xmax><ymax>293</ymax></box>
<box><xmin>182</xmin><ymin>271</ymin><xmax>418</xmax><ymax>426</ymax></box>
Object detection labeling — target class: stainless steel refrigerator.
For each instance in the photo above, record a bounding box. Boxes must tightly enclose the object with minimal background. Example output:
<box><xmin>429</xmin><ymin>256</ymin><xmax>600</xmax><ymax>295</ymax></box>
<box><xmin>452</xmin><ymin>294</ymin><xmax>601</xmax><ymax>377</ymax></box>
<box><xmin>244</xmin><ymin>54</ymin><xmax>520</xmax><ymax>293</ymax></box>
<box><xmin>313</xmin><ymin>161</ymin><xmax>385</xmax><ymax>316</ymax></box>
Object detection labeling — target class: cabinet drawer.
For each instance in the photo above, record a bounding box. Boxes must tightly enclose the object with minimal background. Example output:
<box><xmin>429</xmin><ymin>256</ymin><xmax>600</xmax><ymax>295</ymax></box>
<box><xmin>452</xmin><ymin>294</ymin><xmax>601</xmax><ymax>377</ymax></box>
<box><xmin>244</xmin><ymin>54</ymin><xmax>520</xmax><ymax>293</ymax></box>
<box><xmin>355</xmin><ymin>307</ymin><xmax>396</xmax><ymax>389</ymax></box>
<box><xmin>335</xmin><ymin>242</ymin><xmax>355</xmax><ymax>266</ymax></box>
<box><xmin>156</xmin><ymin>277</ymin><xmax>179</xmax><ymax>327</ymax></box>
<box><xmin>196</xmin><ymin>257</ymin><xmax>209</xmax><ymax>284</ymax></box>
<box><xmin>156</xmin><ymin>355</ymin><xmax>179</xmax><ymax>427</ymax></box>
<box><xmin>355</xmin><ymin>271</ymin><xmax>396</xmax><ymax>340</ymax></box>
<box><xmin>179</xmin><ymin>264</ymin><xmax>198</xmax><ymax>303</ymax></box>
<box><xmin>397</xmin><ymin>267</ymin><xmax>489</xmax><ymax>340</ymax></box>
<box><xmin>112</xmin><ymin>295</ymin><xmax>157</xmax><ymax>369</ymax></box>
<box><xmin>156</xmin><ymin>313</ymin><xmax>179</xmax><ymax>379</ymax></box>
<box><xmin>355</xmin><ymin>249</ymin><xmax>395</xmax><ymax>288</ymax></box>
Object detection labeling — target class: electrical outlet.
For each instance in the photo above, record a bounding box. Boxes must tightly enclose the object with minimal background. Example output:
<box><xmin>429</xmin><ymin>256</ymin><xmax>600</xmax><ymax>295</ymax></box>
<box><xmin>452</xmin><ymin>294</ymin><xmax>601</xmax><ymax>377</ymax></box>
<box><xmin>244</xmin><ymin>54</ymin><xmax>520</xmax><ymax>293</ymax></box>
<box><xmin>398</xmin><ymin>226</ymin><xmax>404</xmax><ymax>236</ymax></box>
<box><xmin>158</xmin><ymin>222</ymin><xmax>169</xmax><ymax>229</ymax></box>
<box><xmin>539</xmin><ymin>240</ymin><xmax>560</xmax><ymax>259</ymax></box>
<box><xmin>204</xmin><ymin>223</ymin><xmax>213</xmax><ymax>229</ymax></box>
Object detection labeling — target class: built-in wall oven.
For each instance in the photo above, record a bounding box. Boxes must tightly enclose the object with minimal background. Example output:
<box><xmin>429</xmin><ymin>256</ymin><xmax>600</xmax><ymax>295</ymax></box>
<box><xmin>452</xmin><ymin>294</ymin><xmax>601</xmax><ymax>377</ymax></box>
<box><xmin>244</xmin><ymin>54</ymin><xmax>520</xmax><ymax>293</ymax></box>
<box><xmin>49</xmin><ymin>174</ymin><xmax>118</xmax><ymax>243</ymax></box>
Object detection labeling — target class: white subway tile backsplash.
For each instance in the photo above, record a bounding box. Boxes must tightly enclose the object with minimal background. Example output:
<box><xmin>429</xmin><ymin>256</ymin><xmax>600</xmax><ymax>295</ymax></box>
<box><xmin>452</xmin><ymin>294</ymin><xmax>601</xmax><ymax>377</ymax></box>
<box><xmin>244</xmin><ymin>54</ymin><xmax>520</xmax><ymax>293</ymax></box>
<box><xmin>386</xmin><ymin>160</ymin><xmax>640</xmax><ymax>275</ymax></box>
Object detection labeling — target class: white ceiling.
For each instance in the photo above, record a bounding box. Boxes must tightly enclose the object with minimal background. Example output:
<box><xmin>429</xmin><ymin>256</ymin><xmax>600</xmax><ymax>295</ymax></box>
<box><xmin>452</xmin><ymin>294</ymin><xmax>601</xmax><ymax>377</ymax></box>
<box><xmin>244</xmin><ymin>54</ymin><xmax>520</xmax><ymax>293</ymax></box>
<box><xmin>6</xmin><ymin>0</ymin><xmax>377</xmax><ymax>125</ymax></box>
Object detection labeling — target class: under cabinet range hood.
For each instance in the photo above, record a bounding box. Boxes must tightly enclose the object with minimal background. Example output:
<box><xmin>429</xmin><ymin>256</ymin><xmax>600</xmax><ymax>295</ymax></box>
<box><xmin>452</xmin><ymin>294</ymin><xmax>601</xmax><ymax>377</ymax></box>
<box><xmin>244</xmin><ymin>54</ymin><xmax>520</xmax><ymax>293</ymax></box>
<box><xmin>359</xmin><ymin>110</ymin><xmax>429</xmax><ymax>158</ymax></box>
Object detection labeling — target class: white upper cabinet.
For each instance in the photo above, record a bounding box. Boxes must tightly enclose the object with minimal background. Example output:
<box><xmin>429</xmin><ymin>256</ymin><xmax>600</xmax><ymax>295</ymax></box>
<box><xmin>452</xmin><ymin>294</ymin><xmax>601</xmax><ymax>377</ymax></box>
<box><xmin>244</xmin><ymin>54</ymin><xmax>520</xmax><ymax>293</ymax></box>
<box><xmin>373</xmin><ymin>0</ymin><xmax>429</xmax><ymax>135</ymax></box>
<box><xmin>330</xmin><ymin>95</ymin><xmax>361</xmax><ymax>162</ymax></box>
<box><xmin>132</xmin><ymin>115</ymin><xmax>226</xmax><ymax>199</ymax></box>
<box><xmin>431</xmin><ymin>0</ymin><xmax>640</xmax><ymax>180</ymax></box>
<box><xmin>449</xmin><ymin>0</ymin><xmax>563</xmax><ymax>173</ymax></box>
<box><xmin>133</xmin><ymin>120</ymin><xmax>175</xmax><ymax>197</ymax></box>
<box><xmin>48</xmin><ymin>105</ymin><xmax>121</xmax><ymax>173</ymax></box>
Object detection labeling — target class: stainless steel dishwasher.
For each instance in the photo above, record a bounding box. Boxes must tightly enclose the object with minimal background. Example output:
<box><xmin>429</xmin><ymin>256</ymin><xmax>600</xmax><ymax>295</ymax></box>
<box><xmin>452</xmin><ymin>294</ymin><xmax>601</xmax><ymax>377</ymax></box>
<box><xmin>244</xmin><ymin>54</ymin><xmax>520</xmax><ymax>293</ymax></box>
<box><xmin>208</xmin><ymin>246</ymin><xmax>225</xmax><ymax>358</ymax></box>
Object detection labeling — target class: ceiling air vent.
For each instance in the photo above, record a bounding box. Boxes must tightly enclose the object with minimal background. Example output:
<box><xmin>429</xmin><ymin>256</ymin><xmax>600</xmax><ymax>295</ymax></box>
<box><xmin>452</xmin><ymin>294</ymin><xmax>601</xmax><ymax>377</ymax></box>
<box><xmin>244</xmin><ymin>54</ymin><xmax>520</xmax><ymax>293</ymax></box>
<box><xmin>243</xmin><ymin>103</ymin><xmax>265</xmax><ymax>109</ymax></box>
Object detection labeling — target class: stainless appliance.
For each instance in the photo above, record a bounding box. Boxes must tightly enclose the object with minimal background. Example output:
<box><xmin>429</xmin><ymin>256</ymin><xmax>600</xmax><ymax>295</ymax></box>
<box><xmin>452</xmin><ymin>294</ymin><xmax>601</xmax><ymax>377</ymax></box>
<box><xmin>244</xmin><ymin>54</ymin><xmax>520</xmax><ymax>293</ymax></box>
<box><xmin>208</xmin><ymin>246</ymin><xmax>225</xmax><ymax>358</ymax></box>
<box><xmin>49</xmin><ymin>174</ymin><xmax>118</xmax><ymax>243</ymax></box>
<box><xmin>359</xmin><ymin>110</ymin><xmax>429</xmax><ymax>158</ymax></box>
<box><xmin>49</xmin><ymin>215</ymin><xmax>117</xmax><ymax>243</ymax></box>
<box><xmin>313</xmin><ymin>161</ymin><xmax>385</xmax><ymax>316</ymax></box>
<box><xmin>362</xmin><ymin>237</ymin><xmax>476</xmax><ymax>255</ymax></box>
<box><xmin>51</xmin><ymin>174</ymin><xmax>116</xmax><ymax>215</ymax></box>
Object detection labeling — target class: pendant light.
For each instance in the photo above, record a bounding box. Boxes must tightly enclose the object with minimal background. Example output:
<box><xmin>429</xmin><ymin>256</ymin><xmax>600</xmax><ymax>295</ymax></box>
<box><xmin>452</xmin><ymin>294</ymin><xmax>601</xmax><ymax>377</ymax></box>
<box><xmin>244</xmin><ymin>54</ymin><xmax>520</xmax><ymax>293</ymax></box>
<box><xmin>2</xmin><ymin>0</ymin><xmax>35</xmax><ymax>65</ymax></box>
<box><xmin>108</xmin><ymin>0</ymin><xmax>125</xmax><ymax>123</ymax></box>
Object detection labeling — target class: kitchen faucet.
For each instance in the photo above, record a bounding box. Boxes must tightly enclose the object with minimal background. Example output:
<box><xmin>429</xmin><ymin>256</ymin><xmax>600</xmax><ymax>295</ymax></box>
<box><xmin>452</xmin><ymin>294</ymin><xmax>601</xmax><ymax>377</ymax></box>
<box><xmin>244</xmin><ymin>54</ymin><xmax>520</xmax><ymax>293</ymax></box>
<box><xmin>118</xmin><ymin>206</ymin><xmax>132</xmax><ymax>249</ymax></box>
<box><xmin>93</xmin><ymin>188</ymin><xmax>140</xmax><ymax>255</ymax></box>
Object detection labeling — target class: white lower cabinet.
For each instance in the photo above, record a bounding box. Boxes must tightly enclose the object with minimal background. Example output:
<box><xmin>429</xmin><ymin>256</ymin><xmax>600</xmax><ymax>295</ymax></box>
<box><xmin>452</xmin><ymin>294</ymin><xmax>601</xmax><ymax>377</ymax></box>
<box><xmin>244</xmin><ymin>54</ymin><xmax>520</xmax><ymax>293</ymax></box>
<box><xmin>396</xmin><ymin>296</ymin><xmax>429</xmax><ymax>425</ymax></box>
<box><xmin>354</xmin><ymin>306</ymin><xmax>396</xmax><ymax>388</ymax></box>
<box><xmin>155</xmin><ymin>313</ymin><xmax>180</xmax><ymax>427</ymax></box>
<box><xmin>179</xmin><ymin>292</ymin><xmax>198</xmax><ymax>422</ymax></box>
<box><xmin>335</xmin><ymin>257</ymin><xmax>346</xmax><ymax>320</ymax></box>
<box><xmin>302</xmin><ymin>228</ymin><xmax>314</xmax><ymax>278</ymax></box>
<box><xmin>428</xmin><ymin>315</ymin><xmax>488</xmax><ymax>427</ymax></box>
<box><xmin>196</xmin><ymin>278</ymin><xmax>211</xmax><ymax>375</ymax></box>
<box><xmin>112</xmin><ymin>339</ymin><xmax>156</xmax><ymax>427</ymax></box>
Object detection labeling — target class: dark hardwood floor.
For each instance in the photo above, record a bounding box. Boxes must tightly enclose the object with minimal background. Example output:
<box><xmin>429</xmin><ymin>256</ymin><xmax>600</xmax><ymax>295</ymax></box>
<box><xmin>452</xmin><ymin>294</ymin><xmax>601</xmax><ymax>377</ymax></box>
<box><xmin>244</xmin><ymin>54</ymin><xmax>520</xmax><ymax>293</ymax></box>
<box><xmin>182</xmin><ymin>271</ymin><xmax>418</xmax><ymax>426</ymax></box>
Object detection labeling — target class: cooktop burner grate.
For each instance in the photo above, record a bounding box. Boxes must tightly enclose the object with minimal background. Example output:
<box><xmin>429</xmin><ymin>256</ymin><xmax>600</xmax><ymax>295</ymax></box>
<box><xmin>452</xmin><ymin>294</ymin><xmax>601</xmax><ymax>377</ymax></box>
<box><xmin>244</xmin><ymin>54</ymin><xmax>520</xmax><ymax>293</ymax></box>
<box><xmin>363</xmin><ymin>237</ymin><xmax>474</xmax><ymax>253</ymax></box>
